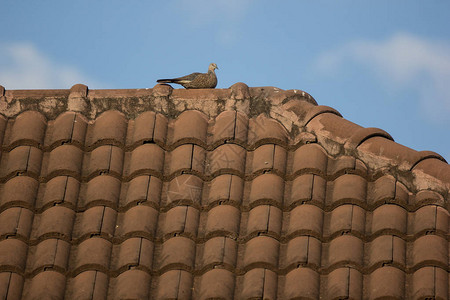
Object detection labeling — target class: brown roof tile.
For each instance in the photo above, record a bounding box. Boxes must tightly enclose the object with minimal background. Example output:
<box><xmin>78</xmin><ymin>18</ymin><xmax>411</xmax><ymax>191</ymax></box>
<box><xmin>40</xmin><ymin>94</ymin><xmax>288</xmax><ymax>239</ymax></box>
<box><xmin>327</xmin><ymin>267</ymin><xmax>363</xmax><ymax>299</ymax></box>
<box><xmin>111</xmin><ymin>269</ymin><xmax>151</xmax><ymax>300</ymax></box>
<box><xmin>25</xmin><ymin>270</ymin><xmax>66</xmax><ymax>300</ymax></box>
<box><xmin>39</xmin><ymin>176</ymin><xmax>80</xmax><ymax>210</ymax></box>
<box><xmin>199</xmin><ymin>268</ymin><xmax>235</xmax><ymax>299</ymax></box>
<box><xmin>32</xmin><ymin>206</ymin><xmax>75</xmax><ymax>241</ymax></box>
<box><xmin>284</xmin><ymin>267</ymin><xmax>320</xmax><ymax>298</ymax></box>
<box><xmin>172</xmin><ymin>110</ymin><xmax>208</xmax><ymax>146</ymax></box>
<box><xmin>0</xmin><ymin>83</ymin><xmax>449</xmax><ymax>299</ymax></box>
<box><xmin>46</xmin><ymin>112</ymin><xmax>87</xmax><ymax>149</ymax></box>
<box><xmin>0</xmin><ymin>272</ymin><xmax>24</xmax><ymax>299</ymax></box>
<box><xmin>156</xmin><ymin>269</ymin><xmax>193</xmax><ymax>299</ymax></box>
<box><xmin>0</xmin><ymin>207</ymin><xmax>33</xmax><ymax>241</ymax></box>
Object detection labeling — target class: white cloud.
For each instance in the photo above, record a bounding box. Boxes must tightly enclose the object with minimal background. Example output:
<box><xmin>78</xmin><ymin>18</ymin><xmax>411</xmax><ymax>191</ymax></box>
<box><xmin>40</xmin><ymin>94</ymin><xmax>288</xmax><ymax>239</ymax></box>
<box><xmin>0</xmin><ymin>42</ymin><xmax>103</xmax><ymax>89</ymax></box>
<box><xmin>314</xmin><ymin>33</ymin><xmax>450</xmax><ymax>122</ymax></box>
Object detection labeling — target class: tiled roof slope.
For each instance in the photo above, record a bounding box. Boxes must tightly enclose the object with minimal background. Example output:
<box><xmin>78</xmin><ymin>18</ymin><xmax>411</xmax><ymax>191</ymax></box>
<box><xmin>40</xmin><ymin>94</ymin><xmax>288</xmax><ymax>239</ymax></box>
<box><xmin>0</xmin><ymin>82</ymin><xmax>449</xmax><ymax>299</ymax></box>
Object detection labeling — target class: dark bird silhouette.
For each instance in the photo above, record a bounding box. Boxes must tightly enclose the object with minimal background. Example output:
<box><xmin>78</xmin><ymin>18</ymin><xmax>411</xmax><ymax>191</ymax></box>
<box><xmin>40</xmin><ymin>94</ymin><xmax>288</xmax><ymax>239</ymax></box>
<box><xmin>157</xmin><ymin>63</ymin><xmax>218</xmax><ymax>89</ymax></box>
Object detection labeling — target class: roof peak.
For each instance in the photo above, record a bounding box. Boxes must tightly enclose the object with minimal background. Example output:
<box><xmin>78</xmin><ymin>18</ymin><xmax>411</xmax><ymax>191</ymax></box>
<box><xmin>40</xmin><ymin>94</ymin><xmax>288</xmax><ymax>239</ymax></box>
<box><xmin>0</xmin><ymin>82</ymin><xmax>316</xmax><ymax>121</ymax></box>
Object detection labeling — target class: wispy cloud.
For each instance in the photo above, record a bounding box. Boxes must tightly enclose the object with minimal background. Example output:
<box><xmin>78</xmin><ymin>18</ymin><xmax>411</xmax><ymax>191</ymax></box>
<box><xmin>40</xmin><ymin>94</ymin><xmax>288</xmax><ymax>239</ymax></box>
<box><xmin>0</xmin><ymin>42</ymin><xmax>104</xmax><ymax>89</ymax></box>
<box><xmin>314</xmin><ymin>33</ymin><xmax>450</xmax><ymax>123</ymax></box>
<box><xmin>173</xmin><ymin>0</ymin><xmax>253</xmax><ymax>45</ymax></box>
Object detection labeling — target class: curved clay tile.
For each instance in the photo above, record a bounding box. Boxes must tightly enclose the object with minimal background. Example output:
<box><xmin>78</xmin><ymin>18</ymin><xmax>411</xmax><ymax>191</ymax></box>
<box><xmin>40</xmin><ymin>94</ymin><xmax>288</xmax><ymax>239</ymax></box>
<box><xmin>358</xmin><ymin>136</ymin><xmax>421</xmax><ymax>170</ymax></box>
<box><xmin>112</xmin><ymin>269</ymin><xmax>151</xmax><ymax>300</ymax></box>
<box><xmin>0</xmin><ymin>272</ymin><xmax>23</xmax><ymax>299</ymax></box>
<box><xmin>208</xmin><ymin>144</ymin><xmax>246</xmax><ymax>175</ymax></box>
<box><xmin>87</xmin><ymin>110</ymin><xmax>127</xmax><ymax>148</ymax></box>
<box><xmin>307</xmin><ymin>112</ymin><xmax>362</xmax><ymax>145</ymax></box>
<box><xmin>201</xmin><ymin>237</ymin><xmax>237</xmax><ymax>269</ymax></box>
<box><xmin>34</xmin><ymin>206</ymin><xmax>75</xmax><ymax>241</ymax></box>
<box><xmin>248</xmin><ymin>114</ymin><xmax>288</xmax><ymax>146</ymax></box>
<box><xmin>166</xmin><ymin>174</ymin><xmax>203</xmax><ymax>206</ymax></box>
<box><xmin>123</xmin><ymin>175</ymin><xmax>162</xmax><ymax>208</ymax></box>
<box><xmin>127</xmin><ymin>143</ymin><xmax>165</xmax><ymax>177</ymax></box>
<box><xmin>212</xmin><ymin>110</ymin><xmax>248</xmax><ymax>145</ymax></box>
<box><xmin>171</xmin><ymin>110</ymin><xmax>208</xmax><ymax>146</ymax></box>
<box><xmin>156</xmin><ymin>270</ymin><xmax>193</xmax><ymax>299</ymax></box>
<box><xmin>29</xmin><ymin>238</ymin><xmax>70</xmax><ymax>274</ymax></box>
<box><xmin>327</xmin><ymin>155</ymin><xmax>367</xmax><ymax>177</ymax></box>
<box><xmin>114</xmin><ymin>239</ymin><xmax>154</xmax><ymax>274</ymax></box>
<box><xmin>345</xmin><ymin>127</ymin><xmax>394</xmax><ymax>150</ymax></box>
<box><xmin>47</xmin><ymin>112</ymin><xmax>87</xmax><ymax>148</ymax></box>
<box><xmin>8</xmin><ymin>110</ymin><xmax>47</xmax><ymax>149</ymax></box>
<box><xmin>248</xmin><ymin>174</ymin><xmax>284</xmax><ymax>206</ymax></box>
<box><xmin>371</xmin><ymin>204</ymin><xmax>407</xmax><ymax>235</ymax></box>
<box><xmin>207</xmin><ymin>174</ymin><xmax>244</xmax><ymax>206</ymax></box>
<box><xmin>167</xmin><ymin>144</ymin><xmax>205</xmax><ymax>176</ymax></box>
<box><xmin>2</xmin><ymin>146</ymin><xmax>42</xmax><ymax>179</ymax></box>
<box><xmin>84</xmin><ymin>175</ymin><xmax>121</xmax><ymax>208</ymax></box>
<box><xmin>46</xmin><ymin>145</ymin><xmax>83</xmax><ymax>179</ymax></box>
<box><xmin>246</xmin><ymin>205</ymin><xmax>282</xmax><ymax>237</ymax></box>
<box><xmin>331</xmin><ymin>174</ymin><xmax>367</xmax><ymax>206</ymax></box>
<box><xmin>205</xmin><ymin>205</ymin><xmax>240</xmax><ymax>237</ymax></box>
<box><xmin>0</xmin><ymin>239</ymin><xmax>27</xmax><ymax>273</ymax></box>
<box><xmin>413</xmin><ymin>205</ymin><xmax>448</xmax><ymax>236</ymax></box>
<box><xmin>370</xmin><ymin>175</ymin><xmax>396</xmax><ymax>204</ymax></box>
<box><xmin>303</xmin><ymin>105</ymin><xmax>342</xmax><ymax>127</ymax></box>
<box><xmin>1</xmin><ymin>176</ymin><xmax>38</xmax><ymax>209</ymax></box>
<box><xmin>73</xmin><ymin>238</ymin><xmax>112</xmax><ymax>274</ymax></box>
<box><xmin>85</xmin><ymin>145</ymin><xmax>123</xmax><ymax>179</ymax></box>
<box><xmin>158</xmin><ymin>237</ymin><xmax>196</xmax><ymax>270</ymax></box>
<box><xmin>414</xmin><ymin>189</ymin><xmax>445</xmax><ymax>207</ymax></box>
<box><xmin>411</xmin><ymin>267</ymin><xmax>448</xmax><ymax>299</ymax></box>
<box><xmin>326</xmin><ymin>268</ymin><xmax>362</xmax><ymax>299</ymax></box>
<box><xmin>116</xmin><ymin>205</ymin><xmax>158</xmax><ymax>239</ymax></box>
<box><xmin>73</xmin><ymin>206</ymin><xmax>116</xmax><ymax>241</ymax></box>
<box><xmin>241</xmin><ymin>268</ymin><xmax>278</xmax><ymax>299</ymax></box>
<box><xmin>162</xmin><ymin>206</ymin><xmax>199</xmax><ymax>238</ymax></box>
<box><xmin>412</xmin><ymin>157</ymin><xmax>450</xmax><ymax>189</ymax></box>
<box><xmin>41</xmin><ymin>176</ymin><xmax>80</xmax><ymax>209</ymax></box>
<box><xmin>251</xmin><ymin>144</ymin><xmax>287</xmax><ymax>175</ymax></box>
<box><xmin>288</xmin><ymin>204</ymin><xmax>323</xmax><ymax>237</ymax></box>
<box><xmin>367</xmin><ymin>235</ymin><xmax>405</xmax><ymax>270</ymax></box>
<box><xmin>289</xmin><ymin>174</ymin><xmax>326</xmax><ymax>207</ymax></box>
<box><xmin>67</xmin><ymin>271</ymin><xmax>108</xmax><ymax>300</ymax></box>
<box><xmin>131</xmin><ymin>111</ymin><xmax>168</xmax><ymax>146</ymax></box>
<box><xmin>292</xmin><ymin>143</ymin><xmax>328</xmax><ymax>176</ymax></box>
<box><xmin>26</xmin><ymin>271</ymin><xmax>66</xmax><ymax>300</ymax></box>
<box><xmin>412</xmin><ymin>235</ymin><xmax>448</xmax><ymax>269</ymax></box>
<box><xmin>327</xmin><ymin>204</ymin><xmax>365</xmax><ymax>237</ymax></box>
<box><xmin>326</xmin><ymin>235</ymin><xmax>364</xmax><ymax>269</ymax></box>
<box><xmin>0</xmin><ymin>207</ymin><xmax>33</xmax><ymax>240</ymax></box>
<box><xmin>198</xmin><ymin>269</ymin><xmax>235</xmax><ymax>299</ymax></box>
<box><xmin>243</xmin><ymin>236</ymin><xmax>279</xmax><ymax>269</ymax></box>
<box><xmin>285</xmin><ymin>236</ymin><xmax>321</xmax><ymax>268</ymax></box>
<box><xmin>284</xmin><ymin>267</ymin><xmax>319</xmax><ymax>299</ymax></box>
<box><xmin>368</xmin><ymin>267</ymin><xmax>405</xmax><ymax>299</ymax></box>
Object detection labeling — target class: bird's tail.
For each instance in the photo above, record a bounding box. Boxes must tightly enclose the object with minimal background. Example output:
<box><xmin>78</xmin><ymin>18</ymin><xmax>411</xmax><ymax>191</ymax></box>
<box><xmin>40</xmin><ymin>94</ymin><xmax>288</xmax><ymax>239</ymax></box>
<box><xmin>157</xmin><ymin>79</ymin><xmax>176</xmax><ymax>83</ymax></box>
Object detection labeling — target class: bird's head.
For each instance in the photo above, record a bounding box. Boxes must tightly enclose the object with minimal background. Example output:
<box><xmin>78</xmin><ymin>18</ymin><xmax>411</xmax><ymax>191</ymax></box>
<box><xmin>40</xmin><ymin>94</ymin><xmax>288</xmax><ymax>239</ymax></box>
<box><xmin>209</xmin><ymin>63</ymin><xmax>219</xmax><ymax>71</ymax></box>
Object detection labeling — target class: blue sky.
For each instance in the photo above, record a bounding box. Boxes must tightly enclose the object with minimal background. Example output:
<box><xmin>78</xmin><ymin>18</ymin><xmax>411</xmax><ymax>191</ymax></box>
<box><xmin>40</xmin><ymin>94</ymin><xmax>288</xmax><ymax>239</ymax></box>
<box><xmin>1</xmin><ymin>1</ymin><xmax>449</xmax><ymax>162</ymax></box>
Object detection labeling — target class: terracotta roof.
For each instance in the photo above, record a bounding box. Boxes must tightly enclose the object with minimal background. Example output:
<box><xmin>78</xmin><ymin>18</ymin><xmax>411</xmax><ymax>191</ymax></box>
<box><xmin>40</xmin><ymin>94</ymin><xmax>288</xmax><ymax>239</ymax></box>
<box><xmin>0</xmin><ymin>82</ymin><xmax>449</xmax><ymax>299</ymax></box>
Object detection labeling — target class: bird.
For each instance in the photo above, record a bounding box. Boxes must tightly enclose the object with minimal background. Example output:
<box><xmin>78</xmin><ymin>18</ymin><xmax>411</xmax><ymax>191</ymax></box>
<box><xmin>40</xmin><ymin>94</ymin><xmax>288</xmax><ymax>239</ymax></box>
<box><xmin>157</xmin><ymin>63</ymin><xmax>218</xmax><ymax>89</ymax></box>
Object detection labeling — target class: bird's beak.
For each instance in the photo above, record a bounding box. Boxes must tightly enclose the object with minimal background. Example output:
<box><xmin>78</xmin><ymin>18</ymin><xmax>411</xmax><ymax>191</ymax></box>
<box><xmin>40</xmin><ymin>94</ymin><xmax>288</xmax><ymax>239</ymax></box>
<box><xmin>216</xmin><ymin>66</ymin><xmax>219</xmax><ymax>70</ymax></box>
